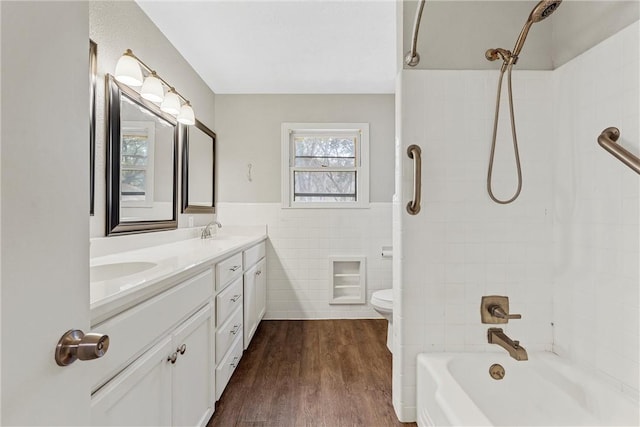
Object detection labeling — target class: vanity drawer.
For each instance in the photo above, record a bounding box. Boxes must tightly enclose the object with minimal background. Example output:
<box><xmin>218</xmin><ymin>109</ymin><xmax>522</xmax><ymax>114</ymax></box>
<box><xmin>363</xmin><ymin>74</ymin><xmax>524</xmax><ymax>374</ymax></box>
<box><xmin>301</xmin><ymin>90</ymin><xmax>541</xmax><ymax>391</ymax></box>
<box><xmin>215</xmin><ymin>334</ymin><xmax>243</xmax><ymax>400</ymax></box>
<box><xmin>215</xmin><ymin>253</ymin><xmax>243</xmax><ymax>291</ymax></box>
<box><xmin>243</xmin><ymin>241</ymin><xmax>266</xmax><ymax>268</ymax></box>
<box><xmin>91</xmin><ymin>269</ymin><xmax>213</xmax><ymax>389</ymax></box>
<box><xmin>216</xmin><ymin>276</ymin><xmax>243</xmax><ymax>326</ymax></box>
<box><xmin>215</xmin><ymin>306</ymin><xmax>243</xmax><ymax>364</ymax></box>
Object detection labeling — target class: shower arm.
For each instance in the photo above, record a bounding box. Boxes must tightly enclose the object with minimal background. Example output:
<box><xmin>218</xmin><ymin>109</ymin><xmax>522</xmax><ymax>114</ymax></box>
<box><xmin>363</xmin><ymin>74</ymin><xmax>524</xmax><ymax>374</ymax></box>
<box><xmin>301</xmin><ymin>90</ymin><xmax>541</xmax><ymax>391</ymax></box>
<box><xmin>405</xmin><ymin>0</ymin><xmax>426</xmax><ymax>67</ymax></box>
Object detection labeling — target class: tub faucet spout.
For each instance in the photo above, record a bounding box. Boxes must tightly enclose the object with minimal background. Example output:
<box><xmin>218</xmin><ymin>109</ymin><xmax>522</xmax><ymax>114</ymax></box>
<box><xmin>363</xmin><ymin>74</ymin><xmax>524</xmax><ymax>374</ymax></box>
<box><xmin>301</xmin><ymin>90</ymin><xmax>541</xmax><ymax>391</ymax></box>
<box><xmin>487</xmin><ymin>328</ymin><xmax>528</xmax><ymax>361</ymax></box>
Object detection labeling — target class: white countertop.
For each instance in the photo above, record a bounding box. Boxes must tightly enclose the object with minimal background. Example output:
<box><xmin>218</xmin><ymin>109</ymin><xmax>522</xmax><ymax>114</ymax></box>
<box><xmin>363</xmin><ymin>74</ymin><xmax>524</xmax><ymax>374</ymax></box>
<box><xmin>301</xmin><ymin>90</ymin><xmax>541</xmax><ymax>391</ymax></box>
<box><xmin>90</xmin><ymin>228</ymin><xmax>267</xmax><ymax>325</ymax></box>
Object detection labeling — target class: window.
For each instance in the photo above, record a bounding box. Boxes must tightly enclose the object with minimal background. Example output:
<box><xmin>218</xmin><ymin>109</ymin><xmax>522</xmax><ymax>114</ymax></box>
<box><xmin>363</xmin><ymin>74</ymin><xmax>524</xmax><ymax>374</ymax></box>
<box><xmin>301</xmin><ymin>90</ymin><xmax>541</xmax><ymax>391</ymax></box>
<box><xmin>282</xmin><ymin>123</ymin><xmax>369</xmax><ymax>208</ymax></box>
<box><xmin>120</xmin><ymin>121</ymin><xmax>155</xmax><ymax>207</ymax></box>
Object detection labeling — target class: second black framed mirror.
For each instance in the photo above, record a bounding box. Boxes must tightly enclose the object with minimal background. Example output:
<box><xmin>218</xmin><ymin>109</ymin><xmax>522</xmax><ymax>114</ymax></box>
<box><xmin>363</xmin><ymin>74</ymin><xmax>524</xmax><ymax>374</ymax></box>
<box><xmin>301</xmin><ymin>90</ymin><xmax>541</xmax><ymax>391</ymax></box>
<box><xmin>181</xmin><ymin>119</ymin><xmax>215</xmax><ymax>214</ymax></box>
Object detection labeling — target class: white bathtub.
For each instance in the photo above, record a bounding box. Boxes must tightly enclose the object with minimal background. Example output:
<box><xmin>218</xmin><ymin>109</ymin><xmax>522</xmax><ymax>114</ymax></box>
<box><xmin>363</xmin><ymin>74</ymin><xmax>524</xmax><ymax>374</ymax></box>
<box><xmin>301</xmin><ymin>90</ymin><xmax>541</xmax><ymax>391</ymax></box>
<box><xmin>417</xmin><ymin>352</ymin><xmax>639</xmax><ymax>426</ymax></box>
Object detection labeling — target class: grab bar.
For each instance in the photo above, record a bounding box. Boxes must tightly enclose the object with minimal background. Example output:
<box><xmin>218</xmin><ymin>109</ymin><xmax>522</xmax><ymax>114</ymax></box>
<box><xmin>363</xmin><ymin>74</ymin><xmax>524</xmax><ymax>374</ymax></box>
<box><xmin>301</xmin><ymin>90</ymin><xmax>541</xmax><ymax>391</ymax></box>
<box><xmin>597</xmin><ymin>127</ymin><xmax>640</xmax><ymax>175</ymax></box>
<box><xmin>405</xmin><ymin>0</ymin><xmax>426</xmax><ymax>67</ymax></box>
<box><xmin>407</xmin><ymin>145</ymin><xmax>422</xmax><ymax>215</ymax></box>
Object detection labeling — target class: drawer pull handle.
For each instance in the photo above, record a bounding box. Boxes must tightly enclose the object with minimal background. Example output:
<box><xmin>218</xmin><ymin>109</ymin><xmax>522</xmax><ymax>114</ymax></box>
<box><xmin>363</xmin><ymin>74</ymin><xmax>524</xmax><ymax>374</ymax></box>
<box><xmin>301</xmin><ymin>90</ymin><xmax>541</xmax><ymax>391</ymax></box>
<box><xmin>230</xmin><ymin>324</ymin><xmax>240</xmax><ymax>335</ymax></box>
<box><xmin>255</xmin><ymin>270</ymin><xmax>262</xmax><ymax>276</ymax></box>
<box><xmin>177</xmin><ymin>344</ymin><xmax>187</xmax><ymax>355</ymax></box>
<box><xmin>167</xmin><ymin>352</ymin><xmax>178</xmax><ymax>364</ymax></box>
<box><xmin>230</xmin><ymin>356</ymin><xmax>239</xmax><ymax>368</ymax></box>
<box><xmin>229</xmin><ymin>265</ymin><xmax>241</xmax><ymax>272</ymax></box>
<box><xmin>230</xmin><ymin>295</ymin><xmax>241</xmax><ymax>302</ymax></box>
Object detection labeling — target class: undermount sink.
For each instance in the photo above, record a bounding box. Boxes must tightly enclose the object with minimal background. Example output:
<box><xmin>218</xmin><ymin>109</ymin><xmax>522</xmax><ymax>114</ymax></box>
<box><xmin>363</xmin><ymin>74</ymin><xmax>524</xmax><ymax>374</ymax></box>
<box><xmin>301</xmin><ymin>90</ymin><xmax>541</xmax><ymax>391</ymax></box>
<box><xmin>90</xmin><ymin>261</ymin><xmax>157</xmax><ymax>282</ymax></box>
<box><xmin>206</xmin><ymin>235</ymin><xmax>239</xmax><ymax>241</ymax></box>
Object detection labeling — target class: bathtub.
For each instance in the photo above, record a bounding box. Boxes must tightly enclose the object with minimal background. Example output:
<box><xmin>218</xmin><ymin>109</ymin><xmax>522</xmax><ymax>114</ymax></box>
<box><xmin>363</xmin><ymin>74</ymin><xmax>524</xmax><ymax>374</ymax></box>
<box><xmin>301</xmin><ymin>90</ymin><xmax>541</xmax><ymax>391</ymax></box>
<box><xmin>417</xmin><ymin>352</ymin><xmax>639</xmax><ymax>426</ymax></box>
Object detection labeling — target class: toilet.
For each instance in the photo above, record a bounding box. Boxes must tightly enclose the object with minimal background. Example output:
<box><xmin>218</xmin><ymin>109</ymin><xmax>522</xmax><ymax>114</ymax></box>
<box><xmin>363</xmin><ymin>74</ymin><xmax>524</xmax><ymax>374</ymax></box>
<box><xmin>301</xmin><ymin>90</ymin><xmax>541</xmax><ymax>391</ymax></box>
<box><xmin>371</xmin><ymin>289</ymin><xmax>393</xmax><ymax>352</ymax></box>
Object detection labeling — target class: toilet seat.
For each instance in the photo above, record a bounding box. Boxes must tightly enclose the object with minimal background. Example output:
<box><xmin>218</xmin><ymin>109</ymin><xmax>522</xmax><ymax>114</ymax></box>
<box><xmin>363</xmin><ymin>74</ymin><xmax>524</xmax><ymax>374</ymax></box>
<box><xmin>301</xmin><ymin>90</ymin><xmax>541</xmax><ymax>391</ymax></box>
<box><xmin>371</xmin><ymin>289</ymin><xmax>393</xmax><ymax>312</ymax></box>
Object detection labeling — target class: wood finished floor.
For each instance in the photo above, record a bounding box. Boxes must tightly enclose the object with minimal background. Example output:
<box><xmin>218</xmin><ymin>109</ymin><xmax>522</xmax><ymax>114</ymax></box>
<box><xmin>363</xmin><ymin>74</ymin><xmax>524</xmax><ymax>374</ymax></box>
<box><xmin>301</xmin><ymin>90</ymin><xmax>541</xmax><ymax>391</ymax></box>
<box><xmin>208</xmin><ymin>319</ymin><xmax>415</xmax><ymax>427</ymax></box>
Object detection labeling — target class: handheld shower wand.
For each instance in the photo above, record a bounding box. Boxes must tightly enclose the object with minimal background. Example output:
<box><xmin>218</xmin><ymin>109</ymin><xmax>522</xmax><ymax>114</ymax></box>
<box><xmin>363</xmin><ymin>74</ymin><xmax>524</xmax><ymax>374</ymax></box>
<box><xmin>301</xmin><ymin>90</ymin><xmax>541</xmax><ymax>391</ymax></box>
<box><xmin>485</xmin><ymin>0</ymin><xmax>562</xmax><ymax>204</ymax></box>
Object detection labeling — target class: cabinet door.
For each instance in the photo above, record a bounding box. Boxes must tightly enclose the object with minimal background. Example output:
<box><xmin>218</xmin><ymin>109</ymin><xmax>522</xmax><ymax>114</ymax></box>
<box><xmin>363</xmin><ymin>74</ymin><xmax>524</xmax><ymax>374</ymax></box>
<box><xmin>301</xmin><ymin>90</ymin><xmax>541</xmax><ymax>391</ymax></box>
<box><xmin>255</xmin><ymin>258</ymin><xmax>267</xmax><ymax>321</ymax></box>
<box><xmin>91</xmin><ymin>337</ymin><xmax>173</xmax><ymax>426</ymax></box>
<box><xmin>172</xmin><ymin>304</ymin><xmax>215</xmax><ymax>427</ymax></box>
<box><xmin>243</xmin><ymin>264</ymin><xmax>257</xmax><ymax>349</ymax></box>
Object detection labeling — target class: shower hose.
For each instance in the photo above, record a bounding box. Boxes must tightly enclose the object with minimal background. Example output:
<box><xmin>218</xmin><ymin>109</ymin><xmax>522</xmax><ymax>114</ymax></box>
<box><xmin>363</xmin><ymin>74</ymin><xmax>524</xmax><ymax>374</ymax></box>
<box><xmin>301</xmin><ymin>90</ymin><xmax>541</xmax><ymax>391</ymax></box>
<box><xmin>487</xmin><ymin>64</ymin><xmax>523</xmax><ymax>204</ymax></box>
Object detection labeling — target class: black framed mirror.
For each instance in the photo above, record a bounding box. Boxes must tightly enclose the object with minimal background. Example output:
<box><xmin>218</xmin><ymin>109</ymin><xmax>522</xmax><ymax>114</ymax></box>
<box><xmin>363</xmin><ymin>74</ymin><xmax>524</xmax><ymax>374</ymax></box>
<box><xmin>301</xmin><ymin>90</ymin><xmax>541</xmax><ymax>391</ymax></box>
<box><xmin>89</xmin><ymin>39</ymin><xmax>97</xmax><ymax>216</ymax></box>
<box><xmin>106</xmin><ymin>74</ymin><xmax>178</xmax><ymax>235</ymax></box>
<box><xmin>181</xmin><ymin>119</ymin><xmax>215</xmax><ymax>214</ymax></box>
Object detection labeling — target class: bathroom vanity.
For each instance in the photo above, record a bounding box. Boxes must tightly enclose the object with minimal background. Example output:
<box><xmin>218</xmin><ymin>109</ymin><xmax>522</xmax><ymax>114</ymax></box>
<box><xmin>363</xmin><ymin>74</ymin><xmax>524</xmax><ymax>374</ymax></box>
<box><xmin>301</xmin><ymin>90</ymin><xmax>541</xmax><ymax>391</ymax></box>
<box><xmin>88</xmin><ymin>228</ymin><xmax>267</xmax><ymax>426</ymax></box>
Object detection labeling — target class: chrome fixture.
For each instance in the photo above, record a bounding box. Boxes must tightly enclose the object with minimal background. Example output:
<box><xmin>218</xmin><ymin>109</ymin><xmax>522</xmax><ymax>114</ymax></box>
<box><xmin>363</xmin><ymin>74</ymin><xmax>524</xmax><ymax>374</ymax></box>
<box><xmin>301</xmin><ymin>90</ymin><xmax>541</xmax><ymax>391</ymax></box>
<box><xmin>407</xmin><ymin>144</ymin><xmax>422</xmax><ymax>215</ymax></box>
<box><xmin>405</xmin><ymin>0</ymin><xmax>427</xmax><ymax>66</ymax></box>
<box><xmin>489</xmin><ymin>363</ymin><xmax>505</xmax><ymax>380</ymax></box>
<box><xmin>114</xmin><ymin>49</ymin><xmax>195</xmax><ymax>125</ymax></box>
<box><xmin>487</xmin><ymin>328</ymin><xmax>528</xmax><ymax>361</ymax></box>
<box><xmin>201</xmin><ymin>220</ymin><xmax>222</xmax><ymax>239</ymax></box>
<box><xmin>55</xmin><ymin>329</ymin><xmax>109</xmax><ymax>366</ymax></box>
<box><xmin>485</xmin><ymin>0</ymin><xmax>562</xmax><ymax>204</ymax></box>
<box><xmin>481</xmin><ymin>295</ymin><xmax>522</xmax><ymax>324</ymax></box>
<box><xmin>598</xmin><ymin>127</ymin><xmax>640</xmax><ymax>175</ymax></box>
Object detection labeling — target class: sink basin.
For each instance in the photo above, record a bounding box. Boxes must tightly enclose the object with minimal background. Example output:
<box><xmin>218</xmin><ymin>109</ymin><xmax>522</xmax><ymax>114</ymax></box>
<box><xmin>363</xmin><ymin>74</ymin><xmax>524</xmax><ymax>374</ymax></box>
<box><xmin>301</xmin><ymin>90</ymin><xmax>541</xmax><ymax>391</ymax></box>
<box><xmin>90</xmin><ymin>261</ymin><xmax>157</xmax><ymax>282</ymax></box>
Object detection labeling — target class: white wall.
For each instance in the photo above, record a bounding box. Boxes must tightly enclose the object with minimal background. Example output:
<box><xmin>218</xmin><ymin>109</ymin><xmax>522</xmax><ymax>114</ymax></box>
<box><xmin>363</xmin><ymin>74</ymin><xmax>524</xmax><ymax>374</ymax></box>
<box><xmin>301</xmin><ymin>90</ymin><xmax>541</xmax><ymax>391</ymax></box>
<box><xmin>214</xmin><ymin>94</ymin><xmax>395</xmax><ymax>319</ymax></box>
<box><xmin>214</xmin><ymin>94</ymin><xmax>395</xmax><ymax>203</ymax></box>
<box><xmin>395</xmin><ymin>20</ymin><xmax>639</xmax><ymax>422</ymax></box>
<box><xmin>552</xmin><ymin>21</ymin><xmax>640</xmax><ymax>397</ymax></box>
<box><xmin>89</xmin><ymin>0</ymin><xmax>216</xmax><ymax>237</ymax></box>
<box><xmin>394</xmin><ymin>69</ymin><xmax>555</xmax><ymax>421</ymax></box>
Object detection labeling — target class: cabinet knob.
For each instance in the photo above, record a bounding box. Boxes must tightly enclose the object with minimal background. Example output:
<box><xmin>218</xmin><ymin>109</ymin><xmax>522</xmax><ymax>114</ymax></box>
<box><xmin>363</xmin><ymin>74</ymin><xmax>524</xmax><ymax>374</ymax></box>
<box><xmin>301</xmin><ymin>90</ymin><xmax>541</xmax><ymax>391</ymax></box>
<box><xmin>55</xmin><ymin>330</ymin><xmax>110</xmax><ymax>366</ymax></box>
<box><xmin>230</xmin><ymin>295</ymin><xmax>241</xmax><ymax>302</ymax></box>
<box><xmin>177</xmin><ymin>344</ymin><xmax>187</xmax><ymax>355</ymax></box>
<box><xmin>255</xmin><ymin>270</ymin><xmax>262</xmax><ymax>276</ymax></box>
<box><xmin>230</xmin><ymin>324</ymin><xmax>240</xmax><ymax>335</ymax></box>
<box><xmin>167</xmin><ymin>352</ymin><xmax>178</xmax><ymax>364</ymax></box>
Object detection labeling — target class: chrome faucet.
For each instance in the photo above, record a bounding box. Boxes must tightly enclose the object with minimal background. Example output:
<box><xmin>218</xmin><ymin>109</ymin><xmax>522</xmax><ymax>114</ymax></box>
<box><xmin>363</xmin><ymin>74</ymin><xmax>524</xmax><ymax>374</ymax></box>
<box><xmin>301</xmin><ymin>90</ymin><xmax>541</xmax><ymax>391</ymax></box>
<box><xmin>201</xmin><ymin>220</ymin><xmax>222</xmax><ymax>239</ymax></box>
<box><xmin>487</xmin><ymin>328</ymin><xmax>528</xmax><ymax>361</ymax></box>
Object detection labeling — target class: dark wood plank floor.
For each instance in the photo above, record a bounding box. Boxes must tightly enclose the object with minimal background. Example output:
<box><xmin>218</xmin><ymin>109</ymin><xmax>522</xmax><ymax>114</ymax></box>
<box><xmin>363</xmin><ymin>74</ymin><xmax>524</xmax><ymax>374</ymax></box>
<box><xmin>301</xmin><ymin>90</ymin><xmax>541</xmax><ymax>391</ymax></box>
<box><xmin>208</xmin><ymin>319</ymin><xmax>416</xmax><ymax>427</ymax></box>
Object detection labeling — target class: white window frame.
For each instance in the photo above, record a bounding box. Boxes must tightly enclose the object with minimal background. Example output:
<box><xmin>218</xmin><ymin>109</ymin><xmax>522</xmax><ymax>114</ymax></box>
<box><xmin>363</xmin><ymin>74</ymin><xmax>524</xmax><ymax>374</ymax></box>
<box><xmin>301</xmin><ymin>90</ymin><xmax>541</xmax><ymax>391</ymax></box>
<box><xmin>281</xmin><ymin>122</ymin><xmax>369</xmax><ymax>209</ymax></box>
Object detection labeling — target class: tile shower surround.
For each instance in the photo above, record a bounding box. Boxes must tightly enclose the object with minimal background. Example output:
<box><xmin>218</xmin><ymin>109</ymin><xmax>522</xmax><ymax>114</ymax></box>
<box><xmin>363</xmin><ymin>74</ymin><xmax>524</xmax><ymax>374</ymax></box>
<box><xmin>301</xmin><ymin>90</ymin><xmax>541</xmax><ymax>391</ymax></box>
<box><xmin>215</xmin><ymin>202</ymin><xmax>393</xmax><ymax>319</ymax></box>
<box><xmin>393</xmin><ymin>21</ymin><xmax>639</xmax><ymax>421</ymax></box>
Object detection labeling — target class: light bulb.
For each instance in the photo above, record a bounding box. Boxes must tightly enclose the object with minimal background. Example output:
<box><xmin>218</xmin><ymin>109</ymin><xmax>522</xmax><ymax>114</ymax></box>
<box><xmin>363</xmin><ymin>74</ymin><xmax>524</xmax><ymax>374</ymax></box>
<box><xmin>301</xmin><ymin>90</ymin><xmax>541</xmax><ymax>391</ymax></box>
<box><xmin>160</xmin><ymin>90</ymin><xmax>181</xmax><ymax>116</ymax></box>
<box><xmin>114</xmin><ymin>51</ymin><xmax>143</xmax><ymax>86</ymax></box>
<box><xmin>177</xmin><ymin>102</ymin><xmax>195</xmax><ymax>125</ymax></box>
<box><xmin>140</xmin><ymin>73</ymin><xmax>164</xmax><ymax>103</ymax></box>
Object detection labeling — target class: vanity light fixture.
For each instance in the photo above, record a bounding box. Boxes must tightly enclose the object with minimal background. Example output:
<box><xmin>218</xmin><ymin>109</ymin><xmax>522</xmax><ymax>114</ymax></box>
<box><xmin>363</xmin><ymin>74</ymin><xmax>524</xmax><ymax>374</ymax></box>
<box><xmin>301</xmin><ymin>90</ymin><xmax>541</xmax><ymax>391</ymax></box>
<box><xmin>114</xmin><ymin>49</ymin><xmax>195</xmax><ymax>125</ymax></box>
<box><xmin>140</xmin><ymin>71</ymin><xmax>164</xmax><ymax>103</ymax></box>
<box><xmin>160</xmin><ymin>88</ymin><xmax>181</xmax><ymax>116</ymax></box>
<box><xmin>177</xmin><ymin>101</ymin><xmax>195</xmax><ymax>126</ymax></box>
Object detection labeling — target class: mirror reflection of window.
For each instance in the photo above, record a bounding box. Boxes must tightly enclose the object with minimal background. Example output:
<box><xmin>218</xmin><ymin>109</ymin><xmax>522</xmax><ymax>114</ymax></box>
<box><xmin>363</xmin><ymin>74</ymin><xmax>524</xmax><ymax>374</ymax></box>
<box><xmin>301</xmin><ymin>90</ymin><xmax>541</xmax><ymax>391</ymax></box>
<box><xmin>121</xmin><ymin>121</ymin><xmax>155</xmax><ymax>207</ymax></box>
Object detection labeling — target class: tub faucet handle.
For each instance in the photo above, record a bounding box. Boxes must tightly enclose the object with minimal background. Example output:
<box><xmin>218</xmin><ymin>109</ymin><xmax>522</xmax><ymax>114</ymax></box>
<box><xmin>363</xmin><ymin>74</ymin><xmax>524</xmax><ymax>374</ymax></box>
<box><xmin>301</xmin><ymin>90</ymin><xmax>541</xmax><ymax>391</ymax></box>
<box><xmin>481</xmin><ymin>296</ymin><xmax>522</xmax><ymax>324</ymax></box>
<box><xmin>490</xmin><ymin>305</ymin><xmax>522</xmax><ymax>320</ymax></box>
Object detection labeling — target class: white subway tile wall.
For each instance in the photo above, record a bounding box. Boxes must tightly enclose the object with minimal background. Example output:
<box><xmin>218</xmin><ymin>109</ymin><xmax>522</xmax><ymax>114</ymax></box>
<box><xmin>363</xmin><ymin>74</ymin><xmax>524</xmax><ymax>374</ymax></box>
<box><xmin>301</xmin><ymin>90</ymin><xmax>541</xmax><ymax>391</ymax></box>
<box><xmin>552</xmin><ymin>21</ymin><xmax>640</xmax><ymax>398</ymax></box>
<box><xmin>215</xmin><ymin>202</ymin><xmax>392</xmax><ymax>319</ymax></box>
<box><xmin>396</xmin><ymin>69</ymin><xmax>555</xmax><ymax>418</ymax></box>
<box><xmin>395</xmin><ymin>21</ymin><xmax>640</xmax><ymax>419</ymax></box>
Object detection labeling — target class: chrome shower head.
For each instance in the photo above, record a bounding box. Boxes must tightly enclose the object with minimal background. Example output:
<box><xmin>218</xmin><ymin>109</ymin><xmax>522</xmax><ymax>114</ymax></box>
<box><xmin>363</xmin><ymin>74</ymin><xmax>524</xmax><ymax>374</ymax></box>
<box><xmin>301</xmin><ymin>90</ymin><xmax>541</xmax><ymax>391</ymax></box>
<box><xmin>530</xmin><ymin>0</ymin><xmax>562</xmax><ymax>23</ymax></box>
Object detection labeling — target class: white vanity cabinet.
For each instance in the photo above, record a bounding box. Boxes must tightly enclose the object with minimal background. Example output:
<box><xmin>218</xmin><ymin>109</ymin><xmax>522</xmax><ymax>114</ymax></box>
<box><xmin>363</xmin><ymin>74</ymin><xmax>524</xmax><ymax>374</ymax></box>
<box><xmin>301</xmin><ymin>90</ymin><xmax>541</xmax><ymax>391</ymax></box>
<box><xmin>243</xmin><ymin>242</ymin><xmax>266</xmax><ymax>349</ymax></box>
<box><xmin>214</xmin><ymin>253</ymin><xmax>244</xmax><ymax>400</ymax></box>
<box><xmin>91</xmin><ymin>270</ymin><xmax>214</xmax><ymax>427</ymax></box>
